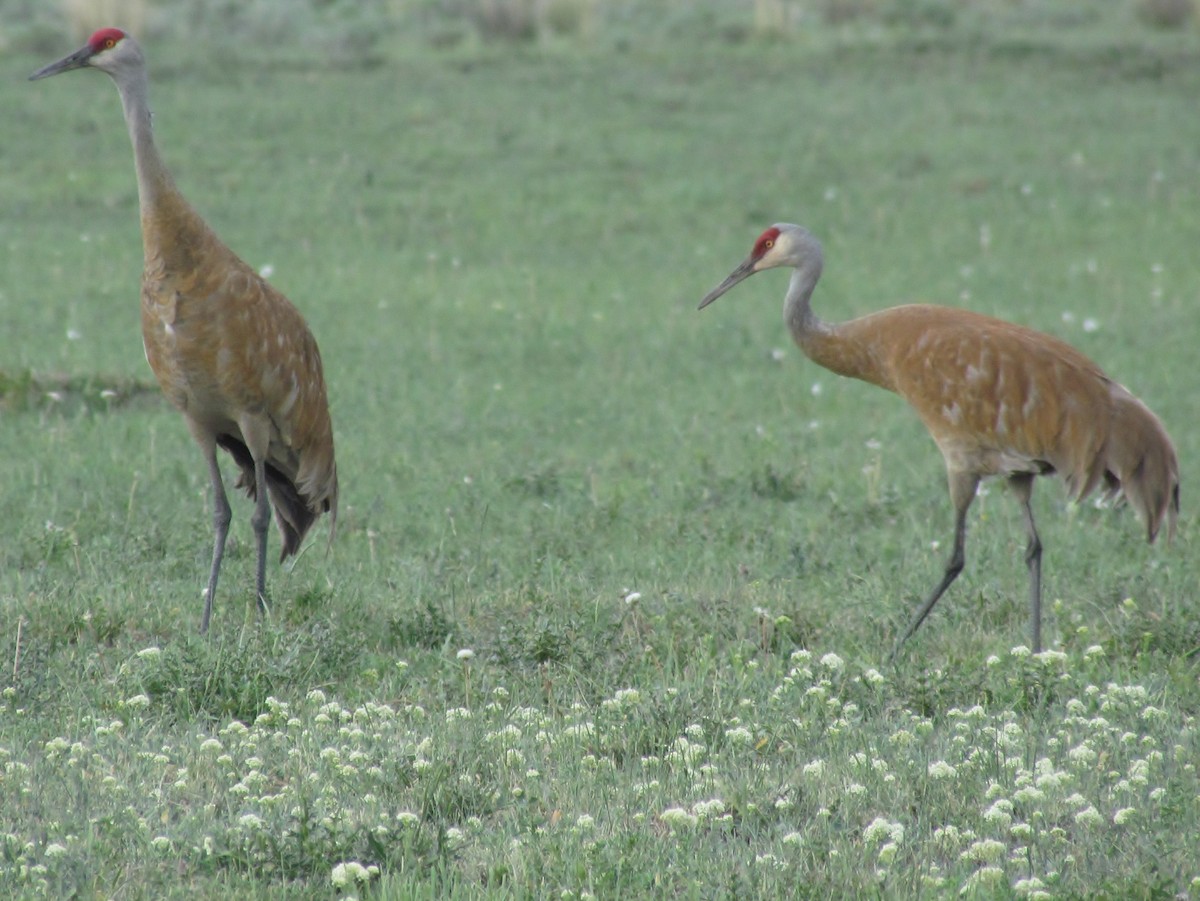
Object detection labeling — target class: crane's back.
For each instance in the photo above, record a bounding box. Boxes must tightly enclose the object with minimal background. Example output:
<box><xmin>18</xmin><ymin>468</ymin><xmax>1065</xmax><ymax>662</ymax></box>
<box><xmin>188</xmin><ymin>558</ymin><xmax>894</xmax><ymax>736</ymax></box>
<box><xmin>829</xmin><ymin>304</ymin><xmax>1178</xmax><ymax>540</ymax></box>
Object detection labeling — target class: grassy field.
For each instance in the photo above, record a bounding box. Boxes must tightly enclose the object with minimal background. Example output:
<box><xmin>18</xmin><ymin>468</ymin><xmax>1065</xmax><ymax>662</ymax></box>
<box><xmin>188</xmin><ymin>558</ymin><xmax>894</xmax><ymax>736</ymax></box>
<box><xmin>2</xmin><ymin>2</ymin><xmax>1199</xmax><ymax>897</ymax></box>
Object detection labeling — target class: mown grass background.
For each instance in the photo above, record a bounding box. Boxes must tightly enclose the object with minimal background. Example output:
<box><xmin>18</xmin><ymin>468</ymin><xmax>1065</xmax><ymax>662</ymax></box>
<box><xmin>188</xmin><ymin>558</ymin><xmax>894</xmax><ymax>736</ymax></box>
<box><xmin>1</xmin><ymin>0</ymin><xmax>1199</xmax><ymax>897</ymax></box>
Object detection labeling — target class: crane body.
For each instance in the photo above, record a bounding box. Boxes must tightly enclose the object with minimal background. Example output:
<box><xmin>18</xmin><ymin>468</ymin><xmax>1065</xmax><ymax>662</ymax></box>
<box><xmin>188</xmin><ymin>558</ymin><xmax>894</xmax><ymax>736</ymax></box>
<box><xmin>32</xmin><ymin>29</ymin><xmax>338</xmax><ymax>632</ymax></box>
<box><xmin>699</xmin><ymin>223</ymin><xmax>1178</xmax><ymax>656</ymax></box>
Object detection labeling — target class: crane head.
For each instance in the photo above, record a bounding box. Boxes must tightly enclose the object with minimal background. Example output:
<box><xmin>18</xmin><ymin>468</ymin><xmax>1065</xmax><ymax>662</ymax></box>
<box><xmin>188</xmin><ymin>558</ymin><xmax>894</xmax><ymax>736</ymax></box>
<box><xmin>29</xmin><ymin>28</ymin><xmax>135</xmax><ymax>81</ymax></box>
<box><xmin>698</xmin><ymin>223</ymin><xmax>821</xmax><ymax>310</ymax></box>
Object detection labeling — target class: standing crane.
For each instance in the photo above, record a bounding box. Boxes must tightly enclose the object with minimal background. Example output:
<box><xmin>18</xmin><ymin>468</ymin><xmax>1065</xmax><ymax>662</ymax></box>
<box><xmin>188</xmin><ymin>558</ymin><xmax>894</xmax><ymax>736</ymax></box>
<box><xmin>31</xmin><ymin>29</ymin><xmax>339</xmax><ymax>633</ymax></box>
<box><xmin>699</xmin><ymin>223</ymin><xmax>1178</xmax><ymax>657</ymax></box>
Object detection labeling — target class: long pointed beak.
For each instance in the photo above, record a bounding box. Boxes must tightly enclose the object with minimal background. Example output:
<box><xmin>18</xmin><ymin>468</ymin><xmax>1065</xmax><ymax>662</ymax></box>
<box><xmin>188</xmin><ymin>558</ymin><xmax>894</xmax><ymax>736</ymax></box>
<box><xmin>29</xmin><ymin>44</ymin><xmax>94</xmax><ymax>81</ymax></box>
<box><xmin>697</xmin><ymin>258</ymin><xmax>757</xmax><ymax>310</ymax></box>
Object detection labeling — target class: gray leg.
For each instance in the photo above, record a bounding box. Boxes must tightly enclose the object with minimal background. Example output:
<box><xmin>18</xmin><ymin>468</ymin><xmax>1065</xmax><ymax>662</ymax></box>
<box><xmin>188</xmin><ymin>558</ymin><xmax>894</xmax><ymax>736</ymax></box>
<box><xmin>250</xmin><ymin>456</ymin><xmax>271</xmax><ymax>618</ymax></box>
<box><xmin>201</xmin><ymin>445</ymin><xmax>231</xmax><ymax>635</ymax></box>
<box><xmin>891</xmin><ymin>470</ymin><xmax>978</xmax><ymax>662</ymax></box>
<box><xmin>1009</xmin><ymin>473</ymin><xmax>1042</xmax><ymax>653</ymax></box>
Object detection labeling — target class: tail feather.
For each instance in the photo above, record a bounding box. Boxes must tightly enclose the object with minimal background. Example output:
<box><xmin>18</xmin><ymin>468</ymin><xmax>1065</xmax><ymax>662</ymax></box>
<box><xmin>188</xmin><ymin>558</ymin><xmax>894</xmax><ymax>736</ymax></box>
<box><xmin>215</xmin><ymin>434</ymin><xmax>327</xmax><ymax>560</ymax></box>
<box><xmin>1102</xmin><ymin>388</ymin><xmax>1179</xmax><ymax>543</ymax></box>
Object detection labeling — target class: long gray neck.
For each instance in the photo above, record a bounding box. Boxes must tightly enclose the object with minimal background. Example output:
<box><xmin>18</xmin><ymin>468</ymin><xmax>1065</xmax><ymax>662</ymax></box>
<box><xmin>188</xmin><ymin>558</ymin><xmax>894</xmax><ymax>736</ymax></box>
<box><xmin>781</xmin><ymin>259</ymin><xmax>887</xmax><ymax>386</ymax></box>
<box><xmin>113</xmin><ymin>64</ymin><xmax>175</xmax><ymax>213</ymax></box>
<box><xmin>783</xmin><ymin>263</ymin><xmax>828</xmax><ymax>345</ymax></box>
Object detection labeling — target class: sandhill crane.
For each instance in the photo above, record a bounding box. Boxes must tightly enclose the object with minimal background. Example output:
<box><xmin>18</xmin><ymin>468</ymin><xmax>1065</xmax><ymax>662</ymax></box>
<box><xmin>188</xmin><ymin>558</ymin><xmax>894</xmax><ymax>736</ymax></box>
<box><xmin>31</xmin><ymin>29</ymin><xmax>339</xmax><ymax>633</ymax></box>
<box><xmin>699</xmin><ymin>223</ymin><xmax>1178</xmax><ymax>657</ymax></box>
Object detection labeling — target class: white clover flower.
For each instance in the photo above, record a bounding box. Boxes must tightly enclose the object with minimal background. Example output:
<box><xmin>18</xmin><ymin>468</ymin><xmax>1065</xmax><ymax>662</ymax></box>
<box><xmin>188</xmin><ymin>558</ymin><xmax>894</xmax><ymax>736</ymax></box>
<box><xmin>1013</xmin><ymin>876</ymin><xmax>1047</xmax><ymax>896</ymax></box>
<box><xmin>136</xmin><ymin>647</ymin><xmax>162</xmax><ymax>661</ymax></box>
<box><xmin>1010</xmin><ymin>822</ymin><xmax>1033</xmax><ymax>840</ymax></box>
<box><xmin>575</xmin><ymin>814</ymin><xmax>595</xmax><ymax>831</ymax></box>
<box><xmin>396</xmin><ymin>811</ymin><xmax>419</xmax><ymax>827</ymax></box>
<box><xmin>306</xmin><ymin>689</ymin><xmax>327</xmax><ymax>705</ymax></box>
<box><xmin>1112</xmin><ymin>807</ymin><xmax>1136</xmax><ymax>825</ymax></box>
<box><xmin>456</xmin><ymin>648</ymin><xmax>475</xmax><ymax>661</ymax></box>
<box><xmin>44</xmin><ymin>843</ymin><xmax>67</xmax><ymax>858</ymax></box>
<box><xmin>1067</xmin><ymin>742</ymin><xmax>1096</xmax><ymax>766</ymax></box>
<box><xmin>44</xmin><ymin>737</ymin><xmax>70</xmax><ymax>757</ymax></box>
<box><xmin>199</xmin><ymin>738</ymin><xmax>223</xmax><ymax>754</ymax></box>
<box><xmin>331</xmin><ymin>860</ymin><xmax>371</xmax><ymax>887</ymax></box>
<box><xmin>960</xmin><ymin>865</ymin><xmax>1005</xmax><ymax>894</ymax></box>
<box><xmin>983</xmin><ymin>801</ymin><xmax>1013</xmax><ymax>828</ymax></box>
<box><xmin>1034</xmin><ymin>770</ymin><xmax>1066</xmax><ymax>791</ymax></box>
<box><xmin>782</xmin><ymin>831</ymin><xmax>804</xmax><ymax>846</ymax></box>
<box><xmin>562</xmin><ymin>723</ymin><xmax>595</xmax><ymax>740</ymax></box>
<box><xmin>819</xmin><ymin>652</ymin><xmax>844</xmax><ymax>671</ymax></box>
<box><xmin>692</xmin><ymin>798</ymin><xmax>725</xmax><ymax>819</ymax></box>
<box><xmin>443</xmin><ymin>827</ymin><xmax>466</xmax><ymax>848</ymax></box>
<box><xmin>802</xmin><ymin>759</ymin><xmax>824</xmax><ymax>780</ymax></box>
<box><xmin>1128</xmin><ymin>759</ymin><xmax>1151</xmax><ymax>785</ymax></box>
<box><xmin>724</xmin><ymin>726</ymin><xmax>754</xmax><ymax>747</ymax></box>
<box><xmin>660</xmin><ymin>807</ymin><xmax>698</xmax><ymax>829</ymax></box>
<box><xmin>1141</xmin><ymin>705</ymin><xmax>1167</xmax><ymax>722</ymax></box>
<box><xmin>123</xmin><ymin>694</ymin><xmax>151</xmax><ymax>710</ymax></box>
<box><xmin>1034</xmin><ymin>649</ymin><xmax>1068</xmax><ymax>665</ymax></box>
<box><xmin>927</xmin><ymin>760</ymin><xmax>957</xmax><ymax>779</ymax></box>
<box><xmin>1010</xmin><ymin>645</ymin><xmax>1032</xmax><ymax>658</ymax></box>
<box><xmin>863</xmin><ymin>817</ymin><xmax>904</xmax><ymax>844</ymax></box>
<box><xmin>1074</xmin><ymin>805</ymin><xmax>1104</xmax><ymax>827</ymax></box>
<box><xmin>487</xmin><ymin>723</ymin><xmax>522</xmax><ymax>745</ymax></box>
<box><xmin>238</xmin><ymin>813</ymin><xmax>263</xmax><ymax>830</ymax></box>
<box><xmin>962</xmin><ymin>838</ymin><xmax>1006</xmax><ymax>864</ymax></box>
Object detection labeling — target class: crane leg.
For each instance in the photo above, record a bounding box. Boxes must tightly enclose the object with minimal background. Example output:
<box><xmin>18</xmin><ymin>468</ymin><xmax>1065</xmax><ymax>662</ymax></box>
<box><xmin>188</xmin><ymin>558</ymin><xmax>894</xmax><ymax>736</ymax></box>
<box><xmin>249</xmin><ymin>455</ymin><xmax>271</xmax><ymax>619</ymax></box>
<box><xmin>890</xmin><ymin>471</ymin><xmax>978</xmax><ymax>662</ymax></box>
<box><xmin>1008</xmin><ymin>473</ymin><xmax>1042</xmax><ymax>653</ymax></box>
<box><xmin>200</xmin><ymin>443</ymin><xmax>232</xmax><ymax>635</ymax></box>
<box><xmin>237</xmin><ymin>416</ymin><xmax>273</xmax><ymax>621</ymax></box>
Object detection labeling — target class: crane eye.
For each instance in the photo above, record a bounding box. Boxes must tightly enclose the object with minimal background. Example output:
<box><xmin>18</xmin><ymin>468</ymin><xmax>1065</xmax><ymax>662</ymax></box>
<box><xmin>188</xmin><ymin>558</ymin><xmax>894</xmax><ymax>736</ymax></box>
<box><xmin>764</xmin><ymin>240</ymin><xmax>774</xmax><ymax>249</ymax></box>
<box><xmin>105</xmin><ymin>38</ymin><xmax>116</xmax><ymax>49</ymax></box>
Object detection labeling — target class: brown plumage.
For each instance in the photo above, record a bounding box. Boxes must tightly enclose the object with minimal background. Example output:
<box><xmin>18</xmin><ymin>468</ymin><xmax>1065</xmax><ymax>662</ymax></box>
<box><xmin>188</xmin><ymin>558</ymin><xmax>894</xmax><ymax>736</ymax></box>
<box><xmin>32</xmin><ymin>28</ymin><xmax>338</xmax><ymax>633</ymax></box>
<box><xmin>699</xmin><ymin>223</ymin><xmax>1178</xmax><ymax>656</ymax></box>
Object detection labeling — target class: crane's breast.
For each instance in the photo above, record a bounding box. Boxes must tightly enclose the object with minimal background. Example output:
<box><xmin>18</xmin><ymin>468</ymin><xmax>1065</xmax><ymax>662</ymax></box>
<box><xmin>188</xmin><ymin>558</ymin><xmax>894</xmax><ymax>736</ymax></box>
<box><xmin>141</xmin><ymin>265</ymin><xmax>333</xmax><ymax>458</ymax></box>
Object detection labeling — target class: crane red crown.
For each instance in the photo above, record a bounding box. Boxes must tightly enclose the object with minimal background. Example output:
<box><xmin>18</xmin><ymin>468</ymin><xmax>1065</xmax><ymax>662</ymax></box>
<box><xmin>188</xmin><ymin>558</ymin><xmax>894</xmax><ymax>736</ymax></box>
<box><xmin>751</xmin><ymin>226</ymin><xmax>781</xmax><ymax>259</ymax></box>
<box><xmin>88</xmin><ymin>27</ymin><xmax>127</xmax><ymax>53</ymax></box>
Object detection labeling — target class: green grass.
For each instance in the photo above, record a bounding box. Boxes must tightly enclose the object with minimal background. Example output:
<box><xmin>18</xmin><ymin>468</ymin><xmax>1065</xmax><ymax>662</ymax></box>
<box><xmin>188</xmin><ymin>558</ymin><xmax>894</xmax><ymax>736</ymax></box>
<box><xmin>2</xmin><ymin>3</ymin><xmax>1200</xmax><ymax>897</ymax></box>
